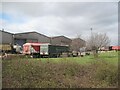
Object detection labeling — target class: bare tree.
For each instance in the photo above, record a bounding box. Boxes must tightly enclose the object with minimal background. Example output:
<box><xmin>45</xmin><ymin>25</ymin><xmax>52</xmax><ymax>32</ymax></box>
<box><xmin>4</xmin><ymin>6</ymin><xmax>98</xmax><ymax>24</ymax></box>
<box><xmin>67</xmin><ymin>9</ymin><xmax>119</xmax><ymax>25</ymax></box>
<box><xmin>86</xmin><ymin>33</ymin><xmax>110</xmax><ymax>58</ymax></box>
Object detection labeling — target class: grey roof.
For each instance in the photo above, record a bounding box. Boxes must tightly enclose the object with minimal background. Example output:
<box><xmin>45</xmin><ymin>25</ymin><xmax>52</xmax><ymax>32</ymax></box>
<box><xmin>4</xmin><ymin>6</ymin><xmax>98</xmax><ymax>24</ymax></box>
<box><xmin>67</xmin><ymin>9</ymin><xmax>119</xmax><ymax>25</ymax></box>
<box><xmin>14</xmin><ymin>31</ymin><xmax>50</xmax><ymax>38</ymax></box>
<box><xmin>51</xmin><ymin>35</ymin><xmax>72</xmax><ymax>41</ymax></box>
<box><xmin>71</xmin><ymin>38</ymin><xmax>86</xmax><ymax>42</ymax></box>
<box><xmin>0</xmin><ymin>30</ymin><xmax>13</xmax><ymax>35</ymax></box>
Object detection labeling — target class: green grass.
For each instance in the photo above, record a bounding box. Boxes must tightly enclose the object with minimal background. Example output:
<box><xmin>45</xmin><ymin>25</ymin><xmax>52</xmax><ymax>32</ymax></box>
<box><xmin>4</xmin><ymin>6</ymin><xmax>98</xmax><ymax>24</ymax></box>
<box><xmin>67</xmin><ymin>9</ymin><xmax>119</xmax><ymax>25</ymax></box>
<box><xmin>98</xmin><ymin>51</ymin><xmax>118</xmax><ymax>65</ymax></box>
<box><xmin>26</xmin><ymin>51</ymin><xmax>118</xmax><ymax>65</ymax></box>
<box><xmin>2</xmin><ymin>51</ymin><xmax>118</xmax><ymax>88</ymax></box>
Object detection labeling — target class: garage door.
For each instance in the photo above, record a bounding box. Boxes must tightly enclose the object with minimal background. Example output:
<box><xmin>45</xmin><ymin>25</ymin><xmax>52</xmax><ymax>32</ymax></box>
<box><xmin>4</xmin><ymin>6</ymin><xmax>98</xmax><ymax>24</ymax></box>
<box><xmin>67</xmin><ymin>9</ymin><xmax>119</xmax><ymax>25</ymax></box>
<box><xmin>14</xmin><ymin>39</ymin><xmax>26</xmax><ymax>47</ymax></box>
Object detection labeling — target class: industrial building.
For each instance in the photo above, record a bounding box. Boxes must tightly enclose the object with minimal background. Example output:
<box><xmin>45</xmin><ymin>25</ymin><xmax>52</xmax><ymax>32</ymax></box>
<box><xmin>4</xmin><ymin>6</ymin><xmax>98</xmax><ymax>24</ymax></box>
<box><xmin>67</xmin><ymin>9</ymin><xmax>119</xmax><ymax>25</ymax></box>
<box><xmin>50</xmin><ymin>36</ymin><xmax>72</xmax><ymax>46</ymax></box>
<box><xmin>0</xmin><ymin>30</ymin><xmax>14</xmax><ymax>44</ymax></box>
<box><xmin>70</xmin><ymin>38</ymin><xmax>86</xmax><ymax>51</ymax></box>
<box><xmin>14</xmin><ymin>31</ymin><xmax>50</xmax><ymax>46</ymax></box>
<box><xmin>0</xmin><ymin>30</ymin><xmax>86</xmax><ymax>50</ymax></box>
<box><xmin>0</xmin><ymin>30</ymin><xmax>14</xmax><ymax>53</ymax></box>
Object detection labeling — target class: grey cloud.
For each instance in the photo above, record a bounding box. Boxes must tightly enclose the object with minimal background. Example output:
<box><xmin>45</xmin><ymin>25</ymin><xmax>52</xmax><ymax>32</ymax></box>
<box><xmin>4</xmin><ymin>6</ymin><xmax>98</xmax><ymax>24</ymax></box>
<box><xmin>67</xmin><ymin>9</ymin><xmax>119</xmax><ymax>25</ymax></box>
<box><xmin>2</xmin><ymin>2</ymin><xmax>118</xmax><ymax>45</ymax></box>
<box><xmin>2</xmin><ymin>2</ymin><xmax>117</xmax><ymax>17</ymax></box>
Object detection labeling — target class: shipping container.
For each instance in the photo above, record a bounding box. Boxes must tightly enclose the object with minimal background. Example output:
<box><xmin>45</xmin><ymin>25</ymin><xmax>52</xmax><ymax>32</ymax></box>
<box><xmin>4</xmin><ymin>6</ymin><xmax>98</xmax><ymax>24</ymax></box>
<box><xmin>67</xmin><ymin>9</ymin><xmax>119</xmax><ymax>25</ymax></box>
<box><xmin>40</xmin><ymin>43</ymin><xmax>69</xmax><ymax>57</ymax></box>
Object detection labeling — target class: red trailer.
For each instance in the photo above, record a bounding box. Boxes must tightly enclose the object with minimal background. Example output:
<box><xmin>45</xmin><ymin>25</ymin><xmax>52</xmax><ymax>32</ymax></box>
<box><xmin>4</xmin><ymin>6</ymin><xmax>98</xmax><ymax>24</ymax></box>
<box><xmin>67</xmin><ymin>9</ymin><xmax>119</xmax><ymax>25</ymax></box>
<box><xmin>112</xmin><ymin>46</ymin><xmax>120</xmax><ymax>50</ymax></box>
<box><xmin>23</xmin><ymin>43</ymin><xmax>41</xmax><ymax>55</ymax></box>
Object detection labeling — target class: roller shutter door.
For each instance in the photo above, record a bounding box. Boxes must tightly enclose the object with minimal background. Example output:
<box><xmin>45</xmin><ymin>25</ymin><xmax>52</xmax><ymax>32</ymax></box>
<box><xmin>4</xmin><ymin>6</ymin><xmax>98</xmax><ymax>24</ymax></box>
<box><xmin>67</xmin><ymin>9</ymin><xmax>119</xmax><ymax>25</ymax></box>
<box><xmin>15</xmin><ymin>39</ymin><xmax>26</xmax><ymax>47</ymax></box>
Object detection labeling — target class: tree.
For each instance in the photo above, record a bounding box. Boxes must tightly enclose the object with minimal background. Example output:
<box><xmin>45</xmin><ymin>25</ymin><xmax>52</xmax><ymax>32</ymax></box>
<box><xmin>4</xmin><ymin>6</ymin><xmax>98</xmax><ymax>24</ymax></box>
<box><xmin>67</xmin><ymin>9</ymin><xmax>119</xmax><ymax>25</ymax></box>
<box><xmin>86</xmin><ymin>32</ymin><xmax>110</xmax><ymax>58</ymax></box>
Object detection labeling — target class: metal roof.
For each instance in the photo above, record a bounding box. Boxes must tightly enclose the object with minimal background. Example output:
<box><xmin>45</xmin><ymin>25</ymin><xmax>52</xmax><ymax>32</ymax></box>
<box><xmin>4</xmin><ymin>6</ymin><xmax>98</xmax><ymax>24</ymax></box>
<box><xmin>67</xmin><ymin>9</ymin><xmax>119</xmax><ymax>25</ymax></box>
<box><xmin>0</xmin><ymin>30</ymin><xmax>13</xmax><ymax>35</ymax></box>
<box><xmin>51</xmin><ymin>35</ymin><xmax>72</xmax><ymax>41</ymax></box>
<box><xmin>14</xmin><ymin>31</ymin><xmax>50</xmax><ymax>38</ymax></box>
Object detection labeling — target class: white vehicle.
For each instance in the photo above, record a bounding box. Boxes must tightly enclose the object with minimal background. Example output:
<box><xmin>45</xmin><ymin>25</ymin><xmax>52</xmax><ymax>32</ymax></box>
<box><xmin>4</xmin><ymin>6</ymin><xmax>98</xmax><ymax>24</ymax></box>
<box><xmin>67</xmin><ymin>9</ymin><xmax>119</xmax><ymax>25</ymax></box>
<box><xmin>13</xmin><ymin>44</ymin><xmax>23</xmax><ymax>54</ymax></box>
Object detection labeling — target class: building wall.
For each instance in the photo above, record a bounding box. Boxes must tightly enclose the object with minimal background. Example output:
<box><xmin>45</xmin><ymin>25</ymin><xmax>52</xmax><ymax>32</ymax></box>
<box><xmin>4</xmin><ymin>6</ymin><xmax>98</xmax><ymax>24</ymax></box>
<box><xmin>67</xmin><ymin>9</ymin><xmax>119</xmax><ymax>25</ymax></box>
<box><xmin>71</xmin><ymin>38</ymin><xmax>86</xmax><ymax>47</ymax></box>
<box><xmin>14</xmin><ymin>39</ymin><xmax>26</xmax><ymax>46</ymax></box>
<box><xmin>0</xmin><ymin>30</ymin><xmax>13</xmax><ymax>44</ymax></box>
<box><xmin>37</xmin><ymin>34</ymin><xmax>50</xmax><ymax>43</ymax></box>
<box><xmin>70</xmin><ymin>38</ymin><xmax>86</xmax><ymax>51</ymax></box>
<box><xmin>0</xmin><ymin>30</ymin><xmax>2</xmax><ymax>44</ymax></box>
<box><xmin>51</xmin><ymin>36</ymin><xmax>72</xmax><ymax>46</ymax></box>
<box><xmin>14</xmin><ymin>32</ymin><xmax>50</xmax><ymax>46</ymax></box>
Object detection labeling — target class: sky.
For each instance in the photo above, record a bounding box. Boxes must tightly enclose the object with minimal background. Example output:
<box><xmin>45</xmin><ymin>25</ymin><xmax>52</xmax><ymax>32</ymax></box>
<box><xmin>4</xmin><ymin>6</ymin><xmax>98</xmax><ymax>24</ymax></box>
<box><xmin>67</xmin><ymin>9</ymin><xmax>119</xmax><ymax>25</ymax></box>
<box><xmin>0</xmin><ymin>1</ymin><xmax>119</xmax><ymax>45</ymax></box>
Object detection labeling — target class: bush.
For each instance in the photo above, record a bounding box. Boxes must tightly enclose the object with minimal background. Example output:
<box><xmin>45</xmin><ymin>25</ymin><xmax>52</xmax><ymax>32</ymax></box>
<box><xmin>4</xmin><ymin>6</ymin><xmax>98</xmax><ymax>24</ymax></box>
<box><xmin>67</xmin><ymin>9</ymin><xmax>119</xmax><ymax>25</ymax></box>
<box><xmin>2</xmin><ymin>58</ymin><xmax>118</xmax><ymax>88</ymax></box>
<box><xmin>94</xmin><ymin>61</ymin><xmax>118</xmax><ymax>86</ymax></box>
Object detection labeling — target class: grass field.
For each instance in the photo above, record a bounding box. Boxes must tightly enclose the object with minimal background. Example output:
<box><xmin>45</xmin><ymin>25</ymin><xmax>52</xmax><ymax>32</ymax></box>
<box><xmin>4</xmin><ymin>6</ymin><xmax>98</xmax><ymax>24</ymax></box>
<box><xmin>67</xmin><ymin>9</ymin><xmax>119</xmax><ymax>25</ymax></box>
<box><xmin>30</xmin><ymin>51</ymin><xmax>118</xmax><ymax>65</ymax></box>
<box><xmin>2</xmin><ymin>51</ymin><xmax>118</xmax><ymax>88</ymax></box>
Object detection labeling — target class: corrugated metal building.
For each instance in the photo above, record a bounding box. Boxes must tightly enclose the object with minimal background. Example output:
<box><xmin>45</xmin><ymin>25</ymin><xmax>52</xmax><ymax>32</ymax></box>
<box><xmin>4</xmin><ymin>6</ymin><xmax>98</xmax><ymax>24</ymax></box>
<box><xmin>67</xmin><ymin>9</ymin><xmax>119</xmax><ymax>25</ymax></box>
<box><xmin>0</xmin><ymin>30</ymin><xmax>2</xmax><ymax>44</ymax></box>
<box><xmin>0</xmin><ymin>30</ymin><xmax>86</xmax><ymax>52</ymax></box>
<box><xmin>70</xmin><ymin>38</ymin><xmax>86</xmax><ymax>51</ymax></box>
<box><xmin>50</xmin><ymin>36</ymin><xmax>72</xmax><ymax>46</ymax></box>
<box><xmin>14</xmin><ymin>31</ymin><xmax>50</xmax><ymax>46</ymax></box>
<box><xmin>0</xmin><ymin>30</ymin><xmax>13</xmax><ymax>44</ymax></box>
<box><xmin>71</xmin><ymin>38</ymin><xmax>86</xmax><ymax>47</ymax></box>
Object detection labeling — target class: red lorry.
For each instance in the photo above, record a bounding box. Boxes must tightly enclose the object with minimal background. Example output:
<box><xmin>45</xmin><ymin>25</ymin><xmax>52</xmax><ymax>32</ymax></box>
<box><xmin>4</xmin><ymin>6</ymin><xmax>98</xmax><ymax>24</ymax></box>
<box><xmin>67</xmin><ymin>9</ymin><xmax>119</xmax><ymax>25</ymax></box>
<box><xmin>23</xmin><ymin>43</ymin><xmax>41</xmax><ymax>57</ymax></box>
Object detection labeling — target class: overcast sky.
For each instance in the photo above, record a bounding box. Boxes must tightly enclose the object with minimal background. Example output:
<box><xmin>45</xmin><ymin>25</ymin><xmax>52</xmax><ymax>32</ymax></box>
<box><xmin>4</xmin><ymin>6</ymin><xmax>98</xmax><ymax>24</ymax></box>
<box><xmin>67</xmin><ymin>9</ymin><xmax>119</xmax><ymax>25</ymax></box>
<box><xmin>0</xmin><ymin>1</ymin><xmax>119</xmax><ymax>45</ymax></box>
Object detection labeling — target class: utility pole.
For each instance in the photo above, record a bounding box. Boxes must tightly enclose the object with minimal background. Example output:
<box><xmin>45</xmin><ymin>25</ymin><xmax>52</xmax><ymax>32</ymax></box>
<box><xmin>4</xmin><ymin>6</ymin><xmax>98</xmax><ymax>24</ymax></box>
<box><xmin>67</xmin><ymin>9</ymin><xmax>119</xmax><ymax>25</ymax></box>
<box><xmin>90</xmin><ymin>28</ymin><xmax>92</xmax><ymax>35</ymax></box>
<box><xmin>90</xmin><ymin>27</ymin><xmax>94</xmax><ymax>50</ymax></box>
<box><xmin>90</xmin><ymin>27</ymin><xmax>93</xmax><ymax>42</ymax></box>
